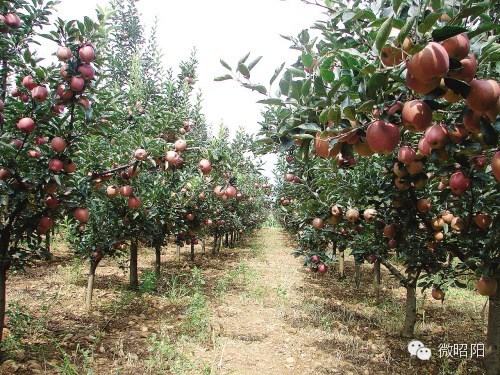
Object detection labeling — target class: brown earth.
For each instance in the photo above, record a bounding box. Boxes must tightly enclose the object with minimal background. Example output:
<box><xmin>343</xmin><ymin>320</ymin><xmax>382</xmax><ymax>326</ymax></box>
<box><xmin>0</xmin><ymin>227</ymin><xmax>486</xmax><ymax>374</ymax></box>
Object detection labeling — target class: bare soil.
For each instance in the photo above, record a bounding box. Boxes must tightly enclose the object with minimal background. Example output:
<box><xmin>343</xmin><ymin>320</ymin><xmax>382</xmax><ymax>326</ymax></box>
<box><xmin>0</xmin><ymin>228</ymin><xmax>486</xmax><ymax>374</ymax></box>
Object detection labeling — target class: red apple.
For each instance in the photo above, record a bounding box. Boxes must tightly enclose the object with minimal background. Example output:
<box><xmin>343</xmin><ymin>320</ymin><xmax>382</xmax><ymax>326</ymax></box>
<box><xmin>402</xmin><ymin>100</ymin><xmax>433</xmax><ymax>132</ymax></box>
<box><xmin>425</xmin><ymin>123</ymin><xmax>448</xmax><ymax>149</ymax></box>
<box><xmin>46</xmin><ymin>196</ymin><xmax>59</xmax><ymax>209</ymax></box>
<box><xmin>70</xmin><ymin>76</ymin><xmax>85</xmax><ymax>92</ymax></box>
<box><xmin>366</xmin><ymin>120</ymin><xmax>400</xmax><ymax>154</ymax></box>
<box><xmin>78</xmin><ymin>63</ymin><xmax>95</xmax><ymax>81</ymax></box>
<box><xmin>49</xmin><ymin>158</ymin><xmax>64</xmax><ymax>172</ymax></box>
<box><xmin>17</xmin><ymin>117</ymin><xmax>35</xmax><ymax>133</ymax></box>
<box><xmin>50</xmin><ymin>137</ymin><xmax>67</xmax><ymax>153</ymax></box>
<box><xmin>4</xmin><ymin>13</ymin><xmax>21</xmax><ymax>29</ymax></box>
<box><xmin>477</xmin><ymin>278</ymin><xmax>498</xmax><ymax>296</ymax></box>
<box><xmin>449</xmin><ymin>171</ymin><xmax>470</xmax><ymax>195</ymax></box>
<box><xmin>128</xmin><ymin>196</ymin><xmax>141</xmax><ymax>209</ymax></box>
<box><xmin>441</xmin><ymin>33</ymin><xmax>470</xmax><ymax>60</ymax></box>
<box><xmin>134</xmin><ymin>148</ymin><xmax>147</xmax><ymax>161</ymax></box>
<box><xmin>198</xmin><ymin>159</ymin><xmax>212</xmax><ymax>174</ymax></box>
<box><xmin>56</xmin><ymin>46</ymin><xmax>72</xmax><ymax>61</ymax></box>
<box><xmin>174</xmin><ymin>139</ymin><xmax>187</xmax><ymax>152</ymax></box>
<box><xmin>31</xmin><ymin>85</ymin><xmax>48</xmax><ymax>102</ymax></box>
<box><xmin>79</xmin><ymin>45</ymin><xmax>95</xmax><ymax>63</ymax></box>
<box><xmin>398</xmin><ymin>146</ymin><xmax>416</xmax><ymax>164</ymax></box>
<box><xmin>120</xmin><ymin>185</ymin><xmax>133</xmax><ymax>197</ymax></box>
<box><xmin>74</xmin><ymin>207</ymin><xmax>89</xmax><ymax>222</ymax></box>
<box><xmin>406</xmin><ymin>42</ymin><xmax>449</xmax><ymax>83</ymax></box>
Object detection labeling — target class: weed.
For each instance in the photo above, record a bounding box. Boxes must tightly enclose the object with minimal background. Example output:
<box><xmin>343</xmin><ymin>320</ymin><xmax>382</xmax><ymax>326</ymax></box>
<box><xmin>138</xmin><ymin>270</ymin><xmax>158</xmax><ymax>294</ymax></box>
<box><xmin>58</xmin><ymin>258</ymin><xmax>85</xmax><ymax>286</ymax></box>
<box><xmin>179</xmin><ymin>292</ymin><xmax>211</xmax><ymax>342</ymax></box>
<box><xmin>1</xmin><ymin>302</ymin><xmax>32</xmax><ymax>353</ymax></box>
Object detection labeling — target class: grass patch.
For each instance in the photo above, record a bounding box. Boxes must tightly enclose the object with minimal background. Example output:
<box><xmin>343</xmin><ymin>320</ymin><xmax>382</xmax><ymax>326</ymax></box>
<box><xmin>178</xmin><ymin>293</ymin><xmax>211</xmax><ymax>343</ymax></box>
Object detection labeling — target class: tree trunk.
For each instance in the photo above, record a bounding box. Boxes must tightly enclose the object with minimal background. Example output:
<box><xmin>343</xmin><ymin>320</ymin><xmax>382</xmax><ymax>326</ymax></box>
<box><xmin>485</xmin><ymin>278</ymin><xmax>500</xmax><ymax>375</ymax></box>
<box><xmin>190</xmin><ymin>242</ymin><xmax>195</xmax><ymax>262</ymax></box>
<box><xmin>176</xmin><ymin>244</ymin><xmax>181</xmax><ymax>262</ymax></box>
<box><xmin>225</xmin><ymin>233</ymin><xmax>229</xmax><ymax>247</ymax></box>
<box><xmin>339</xmin><ymin>250</ymin><xmax>345</xmax><ymax>278</ymax></box>
<box><xmin>402</xmin><ymin>269</ymin><xmax>419</xmax><ymax>338</ymax></box>
<box><xmin>212</xmin><ymin>235</ymin><xmax>217</xmax><ymax>255</ymax></box>
<box><xmin>0</xmin><ymin>264</ymin><xmax>8</xmax><ymax>344</ymax></box>
<box><xmin>373</xmin><ymin>260</ymin><xmax>381</xmax><ymax>303</ymax></box>
<box><xmin>86</xmin><ymin>259</ymin><xmax>100</xmax><ymax>311</ymax></box>
<box><xmin>129</xmin><ymin>238</ymin><xmax>139</xmax><ymax>290</ymax></box>
<box><xmin>218</xmin><ymin>235</ymin><xmax>222</xmax><ymax>252</ymax></box>
<box><xmin>202</xmin><ymin>239</ymin><xmax>206</xmax><ymax>254</ymax></box>
<box><xmin>354</xmin><ymin>263</ymin><xmax>361</xmax><ymax>289</ymax></box>
<box><xmin>155</xmin><ymin>243</ymin><xmax>161</xmax><ymax>278</ymax></box>
<box><xmin>45</xmin><ymin>230</ymin><xmax>51</xmax><ymax>259</ymax></box>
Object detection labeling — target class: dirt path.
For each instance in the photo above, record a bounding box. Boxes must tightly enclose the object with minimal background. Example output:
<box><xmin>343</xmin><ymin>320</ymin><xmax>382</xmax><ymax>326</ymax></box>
<box><xmin>204</xmin><ymin>228</ymin><xmax>358</xmax><ymax>375</ymax></box>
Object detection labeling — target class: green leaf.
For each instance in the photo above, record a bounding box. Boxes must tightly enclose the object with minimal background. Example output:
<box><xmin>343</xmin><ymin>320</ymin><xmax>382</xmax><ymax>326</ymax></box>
<box><xmin>248</xmin><ymin>56</ymin><xmax>262</xmax><ymax>71</ymax></box>
<box><xmin>432</xmin><ymin>26</ymin><xmax>468</xmax><ymax>42</ymax></box>
<box><xmin>279</xmin><ymin>70</ymin><xmax>292</xmax><ymax>96</ymax></box>
<box><xmin>393</xmin><ymin>0</ymin><xmax>403</xmax><ymax>13</ymax></box>
<box><xmin>314</xmin><ymin>75</ymin><xmax>327</xmax><ymax>97</ymax></box>
<box><xmin>220</xmin><ymin>59</ymin><xmax>232</xmax><ymax>71</ymax></box>
<box><xmin>443</xmin><ymin>77</ymin><xmax>471</xmax><ymax>98</ymax></box>
<box><xmin>366</xmin><ymin>72</ymin><xmax>388</xmax><ymax>99</ymax></box>
<box><xmin>270</xmin><ymin>62</ymin><xmax>285</xmax><ymax>86</ymax></box>
<box><xmin>302</xmin><ymin>52</ymin><xmax>314</xmax><ymax>69</ymax></box>
<box><xmin>257</xmin><ymin>98</ymin><xmax>284</xmax><ymax>106</ymax></box>
<box><xmin>418</xmin><ymin>12</ymin><xmax>443</xmax><ymax>34</ymax></box>
<box><xmin>297</xmin><ymin>123</ymin><xmax>321</xmax><ymax>132</ymax></box>
<box><xmin>468</xmin><ymin>22</ymin><xmax>500</xmax><ymax>39</ymax></box>
<box><xmin>343</xmin><ymin>106</ymin><xmax>356</xmax><ymax>121</ymax></box>
<box><xmin>302</xmin><ymin>78</ymin><xmax>312</xmax><ymax>96</ymax></box>
<box><xmin>398</xmin><ymin>16</ymin><xmax>417</xmax><ymax>44</ymax></box>
<box><xmin>238</xmin><ymin>52</ymin><xmax>250</xmax><ymax>65</ymax></box>
<box><xmin>320</xmin><ymin>69</ymin><xmax>335</xmax><ymax>82</ymax></box>
<box><xmin>298</xmin><ymin>29</ymin><xmax>310</xmax><ymax>45</ymax></box>
<box><xmin>237</xmin><ymin>63</ymin><xmax>250</xmax><ymax>79</ymax></box>
<box><xmin>375</xmin><ymin>16</ymin><xmax>393</xmax><ymax>53</ymax></box>
<box><xmin>292</xmin><ymin>134</ymin><xmax>315</xmax><ymax>140</ymax></box>
<box><xmin>480</xmin><ymin>118</ymin><xmax>499</xmax><ymax>146</ymax></box>
<box><xmin>241</xmin><ymin>83</ymin><xmax>267</xmax><ymax>95</ymax></box>
<box><xmin>214</xmin><ymin>74</ymin><xmax>233</xmax><ymax>81</ymax></box>
<box><xmin>357</xmin><ymin>100</ymin><xmax>376</xmax><ymax>113</ymax></box>
<box><xmin>289</xmin><ymin>67</ymin><xmax>307</xmax><ymax>77</ymax></box>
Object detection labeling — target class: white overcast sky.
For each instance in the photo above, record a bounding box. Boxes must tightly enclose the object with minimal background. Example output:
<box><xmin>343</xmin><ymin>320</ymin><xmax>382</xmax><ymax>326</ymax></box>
<box><xmin>53</xmin><ymin>0</ymin><xmax>325</xmax><ymax>177</ymax></box>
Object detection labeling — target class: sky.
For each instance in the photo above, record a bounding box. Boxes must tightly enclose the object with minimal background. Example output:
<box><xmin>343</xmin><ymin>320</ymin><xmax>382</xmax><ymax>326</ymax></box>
<box><xmin>53</xmin><ymin>0</ymin><xmax>325</xmax><ymax>178</ymax></box>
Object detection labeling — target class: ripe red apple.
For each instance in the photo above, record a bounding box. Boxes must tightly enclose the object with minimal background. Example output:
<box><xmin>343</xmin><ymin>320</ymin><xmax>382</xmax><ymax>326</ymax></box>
<box><xmin>465</xmin><ymin>79</ymin><xmax>500</xmax><ymax>114</ymax></box>
<box><xmin>447</xmin><ymin>125</ymin><xmax>469</xmax><ymax>143</ymax></box>
<box><xmin>406</xmin><ymin>42</ymin><xmax>449</xmax><ymax>83</ymax></box>
<box><xmin>407</xmin><ymin>161</ymin><xmax>424</xmax><ymax>176</ymax></box>
<box><xmin>74</xmin><ymin>207</ymin><xmax>89</xmax><ymax>222</ymax></box>
<box><xmin>56</xmin><ymin>84</ymin><xmax>73</xmax><ymax>100</ymax></box>
<box><xmin>79</xmin><ymin>45</ymin><xmax>95</xmax><ymax>63</ymax></box>
<box><xmin>312</xmin><ymin>218</ymin><xmax>324</xmax><ymax>229</ymax></box>
<box><xmin>477</xmin><ymin>278</ymin><xmax>498</xmax><ymax>296</ymax></box>
<box><xmin>22</xmin><ymin>75</ymin><xmax>36</xmax><ymax>90</ymax></box>
<box><xmin>311</xmin><ymin>255</ymin><xmax>319</xmax><ymax>263</ymax></box>
<box><xmin>50</xmin><ymin>137</ymin><xmax>67</xmax><ymax>153</ymax></box>
<box><xmin>46</xmin><ymin>196</ymin><xmax>59</xmax><ymax>209</ymax></box>
<box><xmin>383</xmin><ymin>224</ymin><xmax>397</xmax><ymax>239</ymax></box>
<box><xmin>448</xmin><ymin>54</ymin><xmax>477</xmax><ymax>82</ymax></box>
<box><xmin>366</xmin><ymin>120</ymin><xmax>400</xmax><ymax>154</ymax></box>
<box><xmin>4</xmin><ymin>13</ymin><xmax>21</xmax><ymax>29</ymax></box>
<box><xmin>78</xmin><ymin>64</ymin><xmax>95</xmax><ymax>81</ymax></box>
<box><xmin>198</xmin><ymin>159</ymin><xmax>212</xmax><ymax>174</ymax></box>
<box><xmin>134</xmin><ymin>148</ymin><xmax>147</xmax><ymax>161</ymax></box>
<box><xmin>286</xmin><ymin>156</ymin><xmax>293</xmax><ymax>163</ymax></box>
<box><xmin>388</xmin><ymin>239</ymin><xmax>397</xmax><ymax>248</ymax></box>
<box><xmin>441</xmin><ymin>33</ymin><xmax>470</xmax><ymax>60</ymax></box>
<box><xmin>0</xmin><ymin>168</ymin><xmax>12</xmax><ymax>181</ymax></box>
<box><xmin>331</xmin><ymin>205</ymin><xmax>342</xmax><ymax>218</ymax></box>
<box><xmin>174</xmin><ymin>139</ymin><xmax>187</xmax><ymax>152</ymax></box>
<box><xmin>285</xmin><ymin>173</ymin><xmax>294</xmax><ymax>182</ymax></box>
<box><xmin>402</xmin><ymin>100</ymin><xmax>433</xmax><ymax>132</ymax></box>
<box><xmin>398</xmin><ymin>146</ymin><xmax>416</xmax><ymax>164</ymax></box>
<box><xmin>417</xmin><ymin>198</ymin><xmax>432</xmax><ymax>213</ymax></box>
<box><xmin>0</xmin><ymin>99</ymin><xmax>3</xmax><ymax>111</ymax></box>
<box><xmin>39</xmin><ymin>217</ymin><xmax>53</xmax><ymax>230</ymax></box>
<box><xmin>317</xmin><ymin>264</ymin><xmax>328</xmax><ymax>274</ymax></box>
<box><xmin>186</xmin><ymin>213</ymin><xmax>195</xmax><ymax>221</ymax></box>
<box><xmin>64</xmin><ymin>161</ymin><xmax>77</xmax><ymax>173</ymax></box>
<box><xmin>393</xmin><ymin>163</ymin><xmax>408</xmax><ymax>177</ymax></box>
<box><xmin>225</xmin><ymin>185</ymin><xmax>237</xmax><ymax>198</ymax></box>
<box><xmin>17</xmin><ymin>117</ymin><xmax>35</xmax><ymax>133</ymax></box>
<box><xmin>431</xmin><ymin>288</ymin><xmax>445</xmax><ymax>301</ymax></box>
<box><xmin>128</xmin><ymin>196</ymin><xmax>141</xmax><ymax>209</ymax></box>
<box><xmin>48</xmin><ymin>158</ymin><xmax>63</xmax><ymax>172</ymax></box>
<box><xmin>405</xmin><ymin>73</ymin><xmax>440</xmax><ymax>95</ymax></box>
<box><xmin>165</xmin><ymin>150</ymin><xmax>178</xmax><ymax>164</ymax></box>
<box><xmin>492</xmin><ymin>151</ymin><xmax>500</xmax><ymax>181</ymax></box>
<box><xmin>70</xmin><ymin>76</ymin><xmax>85</xmax><ymax>92</ymax></box>
<box><xmin>56</xmin><ymin>46</ymin><xmax>72</xmax><ymax>61</ymax></box>
<box><xmin>449</xmin><ymin>171</ymin><xmax>470</xmax><ymax>195</ymax></box>
<box><xmin>474</xmin><ymin>213</ymin><xmax>491</xmax><ymax>229</ymax></box>
<box><xmin>451</xmin><ymin>217</ymin><xmax>465</xmax><ymax>231</ymax></box>
<box><xmin>0</xmin><ymin>15</ymin><xmax>8</xmax><ymax>33</ymax></box>
<box><xmin>314</xmin><ymin>132</ymin><xmax>341</xmax><ymax>158</ymax></box>
<box><xmin>441</xmin><ymin>210</ymin><xmax>454</xmax><ymax>224</ymax></box>
<box><xmin>28</xmin><ymin>149</ymin><xmax>40</xmax><ymax>158</ymax></box>
<box><xmin>214</xmin><ymin>185</ymin><xmax>225</xmax><ymax>196</ymax></box>
<box><xmin>380</xmin><ymin>45</ymin><xmax>404</xmax><ymax>67</ymax></box>
<box><xmin>120</xmin><ymin>185</ymin><xmax>133</xmax><ymax>197</ymax></box>
<box><xmin>31</xmin><ymin>85</ymin><xmax>48</xmax><ymax>102</ymax></box>
<box><xmin>425</xmin><ymin>123</ymin><xmax>448</xmax><ymax>149</ymax></box>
